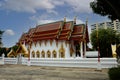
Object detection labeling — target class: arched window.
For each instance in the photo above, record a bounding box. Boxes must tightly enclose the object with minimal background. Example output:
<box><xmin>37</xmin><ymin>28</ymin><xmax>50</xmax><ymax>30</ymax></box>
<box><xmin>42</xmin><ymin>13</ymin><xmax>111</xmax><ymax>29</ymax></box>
<box><xmin>32</xmin><ymin>51</ymin><xmax>35</xmax><ymax>58</ymax></box>
<box><xmin>47</xmin><ymin>50</ymin><xmax>51</xmax><ymax>58</ymax></box>
<box><xmin>52</xmin><ymin>50</ymin><xmax>57</xmax><ymax>58</ymax></box>
<box><xmin>36</xmin><ymin>50</ymin><xmax>40</xmax><ymax>58</ymax></box>
<box><xmin>41</xmin><ymin>50</ymin><xmax>45</xmax><ymax>58</ymax></box>
<box><xmin>59</xmin><ymin>44</ymin><xmax>65</xmax><ymax>58</ymax></box>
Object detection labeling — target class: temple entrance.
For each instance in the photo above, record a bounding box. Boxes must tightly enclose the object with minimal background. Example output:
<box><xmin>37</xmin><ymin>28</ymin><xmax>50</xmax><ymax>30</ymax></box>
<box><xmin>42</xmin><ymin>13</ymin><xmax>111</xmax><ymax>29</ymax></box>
<box><xmin>17</xmin><ymin>53</ymin><xmax>22</xmax><ymax>64</ymax></box>
<box><xmin>75</xmin><ymin>43</ymin><xmax>81</xmax><ymax>57</ymax></box>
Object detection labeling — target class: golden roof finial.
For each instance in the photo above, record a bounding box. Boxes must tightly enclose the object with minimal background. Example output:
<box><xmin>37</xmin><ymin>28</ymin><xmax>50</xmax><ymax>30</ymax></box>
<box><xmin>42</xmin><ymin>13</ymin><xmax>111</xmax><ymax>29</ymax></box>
<box><xmin>74</xmin><ymin>16</ymin><xmax>77</xmax><ymax>24</ymax></box>
<box><xmin>64</xmin><ymin>16</ymin><xmax>66</xmax><ymax>22</ymax></box>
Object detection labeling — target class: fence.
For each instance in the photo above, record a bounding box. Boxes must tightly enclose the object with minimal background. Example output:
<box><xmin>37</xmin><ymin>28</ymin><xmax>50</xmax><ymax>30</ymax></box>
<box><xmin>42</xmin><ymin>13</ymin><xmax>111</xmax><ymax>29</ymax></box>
<box><xmin>29</xmin><ymin>58</ymin><xmax>117</xmax><ymax>68</ymax></box>
<box><xmin>0</xmin><ymin>52</ymin><xmax>118</xmax><ymax>68</ymax></box>
<box><xmin>2</xmin><ymin>57</ymin><xmax>117</xmax><ymax>68</ymax></box>
<box><xmin>4</xmin><ymin>58</ymin><xmax>17</xmax><ymax>64</ymax></box>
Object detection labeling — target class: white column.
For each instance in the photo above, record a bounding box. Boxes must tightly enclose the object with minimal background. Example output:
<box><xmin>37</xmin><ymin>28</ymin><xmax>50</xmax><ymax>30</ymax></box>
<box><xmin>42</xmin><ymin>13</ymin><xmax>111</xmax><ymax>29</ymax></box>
<box><xmin>80</xmin><ymin>42</ymin><xmax>83</xmax><ymax>58</ymax></box>
<box><xmin>84</xmin><ymin>42</ymin><xmax>86</xmax><ymax>58</ymax></box>
<box><xmin>65</xmin><ymin>43</ymin><xmax>70</xmax><ymax>58</ymax></box>
<box><xmin>2</xmin><ymin>53</ymin><xmax>5</xmax><ymax>64</ymax></box>
<box><xmin>35</xmin><ymin>53</ymin><xmax>37</xmax><ymax>58</ymax></box>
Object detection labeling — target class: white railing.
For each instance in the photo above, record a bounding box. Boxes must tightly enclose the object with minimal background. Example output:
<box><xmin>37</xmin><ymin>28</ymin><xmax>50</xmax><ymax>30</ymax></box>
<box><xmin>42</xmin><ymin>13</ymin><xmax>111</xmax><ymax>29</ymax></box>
<box><xmin>86</xmin><ymin>51</ymin><xmax>98</xmax><ymax>58</ymax></box>
<box><xmin>4</xmin><ymin>58</ymin><xmax>17</xmax><ymax>64</ymax></box>
<box><xmin>21</xmin><ymin>57</ymin><xmax>28</xmax><ymax>65</ymax></box>
<box><xmin>0</xmin><ymin>57</ymin><xmax>4</xmax><ymax>64</ymax></box>
<box><xmin>29</xmin><ymin>58</ymin><xmax>117</xmax><ymax>68</ymax></box>
<box><xmin>3</xmin><ymin>56</ymin><xmax>118</xmax><ymax>68</ymax></box>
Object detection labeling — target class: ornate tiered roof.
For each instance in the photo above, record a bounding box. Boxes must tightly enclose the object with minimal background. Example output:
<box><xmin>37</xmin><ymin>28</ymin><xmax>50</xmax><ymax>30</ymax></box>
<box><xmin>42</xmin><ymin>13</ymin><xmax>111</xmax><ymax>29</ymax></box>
<box><xmin>19</xmin><ymin>20</ymin><xmax>88</xmax><ymax>43</ymax></box>
<box><xmin>32</xmin><ymin>21</ymin><xmax>63</xmax><ymax>41</ymax></box>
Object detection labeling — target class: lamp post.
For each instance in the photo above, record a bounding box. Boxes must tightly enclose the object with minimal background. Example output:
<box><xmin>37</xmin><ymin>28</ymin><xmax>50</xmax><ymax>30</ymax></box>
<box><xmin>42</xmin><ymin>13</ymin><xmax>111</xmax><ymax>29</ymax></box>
<box><xmin>96</xmin><ymin>23</ymin><xmax>101</xmax><ymax>70</ymax></box>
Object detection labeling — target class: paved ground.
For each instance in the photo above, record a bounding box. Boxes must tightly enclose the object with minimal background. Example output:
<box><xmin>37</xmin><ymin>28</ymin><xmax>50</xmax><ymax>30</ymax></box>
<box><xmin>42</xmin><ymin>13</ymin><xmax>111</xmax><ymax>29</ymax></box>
<box><xmin>0</xmin><ymin>64</ymin><xmax>109</xmax><ymax>80</ymax></box>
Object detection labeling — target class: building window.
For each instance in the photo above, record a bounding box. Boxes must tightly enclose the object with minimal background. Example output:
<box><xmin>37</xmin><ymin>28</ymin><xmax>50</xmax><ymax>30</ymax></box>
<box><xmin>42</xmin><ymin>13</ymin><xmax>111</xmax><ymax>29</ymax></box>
<box><xmin>59</xmin><ymin>44</ymin><xmax>65</xmax><ymax>58</ymax></box>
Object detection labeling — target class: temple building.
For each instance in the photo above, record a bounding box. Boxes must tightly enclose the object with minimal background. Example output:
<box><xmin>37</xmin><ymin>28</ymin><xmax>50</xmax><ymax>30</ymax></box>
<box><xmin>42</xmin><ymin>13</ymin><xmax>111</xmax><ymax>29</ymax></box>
<box><xmin>8</xmin><ymin>18</ymin><xmax>89</xmax><ymax>59</ymax></box>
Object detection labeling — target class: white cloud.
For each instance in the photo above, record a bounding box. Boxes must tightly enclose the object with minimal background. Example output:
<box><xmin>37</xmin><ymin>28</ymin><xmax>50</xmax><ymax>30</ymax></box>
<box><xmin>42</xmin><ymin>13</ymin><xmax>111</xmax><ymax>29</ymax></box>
<box><xmin>32</xmin><ymin>17</ymin><xmax>83</xmax><ymax>25</ymax></box>
<box><xmin>38</xmin><ymin>19</ymin><xmax>57</xmax><ymax>24</ymax></box>
<box><xmin>1</xmin><ymin>0</ymin><xmax>94</xmax><ymax>13</ymax></box>
<box><xmin>30</xmin><ymin>14</ymin><xmax>84</xmax><ymax>25</ymax></box>
<box><xmin>64</xmin><ymin>0</ymin><xmax>94</xmax><ymax>13</ymax></box>
<box><xmin>4</xmin><ymin>29</ymin><xmax>15</xmax><ymax>36</ymax></box>
<box><xmin>1</xmin><ymin>0</ymin><xmax>55</xmax><ymax>13</ymax></box>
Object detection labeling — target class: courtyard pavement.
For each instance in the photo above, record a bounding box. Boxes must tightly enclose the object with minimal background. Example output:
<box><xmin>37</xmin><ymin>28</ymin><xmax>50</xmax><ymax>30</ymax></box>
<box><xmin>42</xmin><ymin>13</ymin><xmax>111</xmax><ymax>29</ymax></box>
<box><xmin>0</xmin><ymin>64</ymin><xmax>109</xmax><ymax>80</ymax></box>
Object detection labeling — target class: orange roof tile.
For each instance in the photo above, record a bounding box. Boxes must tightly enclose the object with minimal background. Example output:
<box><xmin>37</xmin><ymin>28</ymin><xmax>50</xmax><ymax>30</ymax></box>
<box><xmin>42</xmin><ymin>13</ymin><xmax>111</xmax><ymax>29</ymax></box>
<box><xmin>70</xmin><ymin>24</ymin><xmax>85</xmax><ymax>41</ymax></box>
<box><xmin>19</xmin><ymin>20</ymin><xmax>88</xmax><ymax>43</ymax></box>
<box><xmin>59</xmin><ymin>21</ymin><xmax>74</xmax><ymax>40</ymax></box>
<box><xmin>35</xmin><ymin>21</ymin><xmax>63</xmax><ymax>33</ymax></box>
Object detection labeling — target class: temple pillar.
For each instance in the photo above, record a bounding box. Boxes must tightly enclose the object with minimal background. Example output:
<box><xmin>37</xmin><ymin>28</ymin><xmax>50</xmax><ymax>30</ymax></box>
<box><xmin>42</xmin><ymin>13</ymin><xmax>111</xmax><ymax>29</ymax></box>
<box><xmin>80</xmin><ymin>42</ymin><xmax>83</xmax><ymax>58</ymax></box>
<box><xmin>84</xmin><ymin>42</ymin><xmax>86</xmax><ymax>58</ymax></box>
<box><xmin>65</xmin><ymin>43</ymin><xmax>70</xmax><ymax>58</ymax></box>
<box><xmin>35</xmin><ymin>52</ymin><xmax>37</xmax><ymax>58</ymax></box>
<box><xmin>57</xmin><ymin>50</ymin><xmax>59</xmax><ymax>58</ymax></box>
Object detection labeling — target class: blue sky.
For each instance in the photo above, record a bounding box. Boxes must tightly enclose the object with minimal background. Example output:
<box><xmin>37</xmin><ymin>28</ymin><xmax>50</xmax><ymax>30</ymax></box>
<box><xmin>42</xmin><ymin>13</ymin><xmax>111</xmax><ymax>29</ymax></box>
<box><xmin>0</xmin><ymin>0</ymin><xmax>109</xmax><ymax>47</ymax></box>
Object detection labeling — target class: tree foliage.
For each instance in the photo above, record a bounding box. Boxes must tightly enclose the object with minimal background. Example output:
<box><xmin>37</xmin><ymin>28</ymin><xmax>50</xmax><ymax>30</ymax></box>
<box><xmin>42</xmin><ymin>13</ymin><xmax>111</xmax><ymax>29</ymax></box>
<box><xmin>0</xmin><ymin>45</ymin><xmax>19</xmax><ymax>57</ymax></box>
<box><xmin>12</xmin><ymin>45</ymin><xmax>19</xmax><ymax>52</ymax></box>
<box><xmin>0</xmin><ymin>47</ymin><xmax>11</xmax><ymax>57</ymax></box>
<box><xmin>0</xmin><ymin>30</ymin><xmax>4</xmax><ymax>47</ymax></box>
<box><xmin>90</xmin><ymin>0</ymin><xmax>120</xmax><ymax>20</ymax></box>
<box><xmin>91</xmin><ymin>28</ymin><xmax>119</xmax><ymax>57</ymax></box>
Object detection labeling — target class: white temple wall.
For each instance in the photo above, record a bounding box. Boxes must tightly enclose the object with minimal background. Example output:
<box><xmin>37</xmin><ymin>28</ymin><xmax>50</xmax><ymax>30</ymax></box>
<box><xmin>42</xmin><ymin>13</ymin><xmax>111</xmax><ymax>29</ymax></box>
<box><xmin>29</xmin><ymin>40</ymin><xmax>71</xmax><ymax>58</ymax></box>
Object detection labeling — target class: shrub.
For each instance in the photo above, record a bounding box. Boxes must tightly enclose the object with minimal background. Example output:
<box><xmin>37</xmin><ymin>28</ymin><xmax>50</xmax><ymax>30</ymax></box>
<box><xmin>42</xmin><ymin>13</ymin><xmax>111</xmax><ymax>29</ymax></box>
<box><xmin>108</xmin><ymin>67</ymin><xmax>120</xmax><ymax>80</ymax></box>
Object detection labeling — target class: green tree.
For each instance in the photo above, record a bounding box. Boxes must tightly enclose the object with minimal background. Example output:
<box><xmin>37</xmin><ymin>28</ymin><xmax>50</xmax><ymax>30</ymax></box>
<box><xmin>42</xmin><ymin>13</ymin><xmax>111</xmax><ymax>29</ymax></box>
<box><xmin>0</xmin><ymin>47</ymin><xmax>11</xmax><ymax>57</ymax></box>
<box><xmin>90</xmin><ymin>0</ymin><xmax>120</xmax><ymax>20</ymax></box>
<box><xmin>0</xmin><ymin>30</ymin><xmax>4</xmax><ymax>47</ymax></box>
<box><xmin>91</xmin><ymin>28</ymin><xmax>118</xmax><ymax>57</ymax></box>
<box><xmin>12</xmin><ymin>45</ymin><xmax>19</xmax><ymax>52</ymax></box>
<box><xmin>116</xmin><ymin>33</ymin><xmax>120</xmax><ymax>44</ymax></box>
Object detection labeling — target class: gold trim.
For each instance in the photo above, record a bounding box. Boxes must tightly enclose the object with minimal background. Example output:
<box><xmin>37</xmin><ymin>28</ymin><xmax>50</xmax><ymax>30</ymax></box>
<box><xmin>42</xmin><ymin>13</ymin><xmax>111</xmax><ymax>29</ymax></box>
<box><xmin>7</xmin><ymin>49</ymin><xmax>16</xmax><ymax>57</ymax></box>
<box><xmin>32</xmin><ymin>51</ymin><xmax>35</xmax><ymax>58</ymax></box>
<box><xmin>47</xmin><ymin>50</ymin><xmax>51</xmax><ymax>58</ymax></box>
<box><xmin>52</xmin><ymin>50</ymin><xmax>57</xmax><ymax>58</ymax></box>
<box><xmin>59</xmin><ymin>44</ymin><xmax>65</xmax><ymax>58</ymax></box>
<box><xmin>36</xmin><ymin>50</ymin><xmax>40</xmax><ymax>58</ymax></box>
<box><xmin>41</xmin><ymin>50</ymin><xmax>45</xmax><ymax>58</ymax></box>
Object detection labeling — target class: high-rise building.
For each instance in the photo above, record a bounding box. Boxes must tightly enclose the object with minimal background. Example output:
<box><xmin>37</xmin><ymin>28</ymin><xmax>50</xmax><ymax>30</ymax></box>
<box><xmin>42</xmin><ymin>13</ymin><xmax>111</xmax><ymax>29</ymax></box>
<box><xmin>91</xmin><ymin>20</ymin><xmax>120</xmax><ymax>32</ymax></box>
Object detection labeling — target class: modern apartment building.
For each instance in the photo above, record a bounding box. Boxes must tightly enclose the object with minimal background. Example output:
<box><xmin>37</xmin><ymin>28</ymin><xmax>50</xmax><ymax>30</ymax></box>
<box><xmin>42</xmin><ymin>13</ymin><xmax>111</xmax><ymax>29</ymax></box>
<box><xmin>91</xmin><ymin>20</ymin><xmax>120</xmax><ymax>32</ymax></box>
